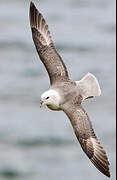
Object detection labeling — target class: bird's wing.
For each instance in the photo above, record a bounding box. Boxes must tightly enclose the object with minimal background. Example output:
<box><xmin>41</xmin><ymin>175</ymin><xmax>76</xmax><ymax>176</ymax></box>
<box><xmin>61</xmin><ymin>100</ymin><xmax>110</xmax><ymax>178</ymax></box>
<box><xmin>30</xmin><ymin>2</ymin><xmax>69</xmax><ymax>85</ymax></box>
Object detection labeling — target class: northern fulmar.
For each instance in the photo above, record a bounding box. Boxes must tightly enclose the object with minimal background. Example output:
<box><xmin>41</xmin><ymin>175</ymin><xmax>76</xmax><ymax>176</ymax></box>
<box><xmin>29</xmin><ymin>2</ymin><xmax>110</xmax><ymax>178</ymax></box>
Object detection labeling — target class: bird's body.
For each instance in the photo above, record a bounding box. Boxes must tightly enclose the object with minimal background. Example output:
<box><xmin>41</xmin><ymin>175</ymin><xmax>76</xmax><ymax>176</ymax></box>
<box><xmin>30</xmin><ymin>2</ymin><xmax>110</xmax><ymax>178</ymax></box>
<box><xmin>41</xmin><ymin>73</ymin><xmax>101</xmax><ymax>110</ymax></box>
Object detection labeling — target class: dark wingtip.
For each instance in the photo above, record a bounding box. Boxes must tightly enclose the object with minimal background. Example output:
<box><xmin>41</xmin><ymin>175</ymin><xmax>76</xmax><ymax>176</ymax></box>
<box><xmin>30</xmin><ymin>1</ymin><xmax>34</xmax><ymax>7</ymax></box>
<box><xmin>30</xmin><ymin>1</ymin><xmax>35</xmax><ymax>13</ymax></box>
<box><xmin>103</xmin><ymin>168</ymin><xmax>110</xmax><ymax>178</ymax></box>
<box><xmin>30</xmin><ymin>1</ymin><xmax>37</xmax><ymax>15</ymax></box>
<box><xmin>106</xmin><ymin>171</ymin><xmax>111</xmax><ymax>178</ymax></box>
<box><xmin>29</xmin><ymin>1</ymin><xmax>37</xmax><ymax>27</ymax></box>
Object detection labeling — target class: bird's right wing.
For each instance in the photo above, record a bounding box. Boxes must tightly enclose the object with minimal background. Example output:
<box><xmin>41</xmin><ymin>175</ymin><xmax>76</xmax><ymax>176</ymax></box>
<box><xmin>61</xmin><ymin>101</ymin><xmax>110</xmax><ymax>177</ymax></box>
<box><xmin>30</xmin><ymin>2</ymin><xmax>69</xmax><ymax>85</ymax></box>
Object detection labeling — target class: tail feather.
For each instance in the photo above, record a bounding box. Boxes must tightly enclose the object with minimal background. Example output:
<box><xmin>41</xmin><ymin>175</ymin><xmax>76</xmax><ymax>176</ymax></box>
<box><xmin>76</xmin><ymin>73</ymin><xmax>101</xmax><ymax>100</ymax></box>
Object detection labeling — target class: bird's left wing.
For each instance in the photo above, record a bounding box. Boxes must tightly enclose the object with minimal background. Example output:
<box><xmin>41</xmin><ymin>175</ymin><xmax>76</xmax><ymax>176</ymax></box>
<box><xmin>61</xmin><ymin>101</ymin><xmax>110</xmax><ymax>177</ymax></box>
<box><xmin>30</xmin><ymin>2</ymin><xmax>69</xmax><ymax>85</ymax></box>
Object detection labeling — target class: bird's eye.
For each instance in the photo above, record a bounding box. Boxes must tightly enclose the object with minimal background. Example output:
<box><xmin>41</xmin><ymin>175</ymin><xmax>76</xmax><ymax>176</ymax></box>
<box><xmin>46</xmin><ymin>97</ymin><xmax>49</xmax><ymax>100</ymax></box>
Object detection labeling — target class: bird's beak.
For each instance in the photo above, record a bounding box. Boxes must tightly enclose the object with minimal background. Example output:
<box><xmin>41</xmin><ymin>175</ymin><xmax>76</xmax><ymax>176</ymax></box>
<box><xmin>40</xmin><ymin>101</ymin><xmax>44</xmax><ymax>108</ymax></box>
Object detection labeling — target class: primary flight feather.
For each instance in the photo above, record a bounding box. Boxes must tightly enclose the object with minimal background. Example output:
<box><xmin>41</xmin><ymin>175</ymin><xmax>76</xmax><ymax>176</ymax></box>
<box><xmin>29</xmin><ymin>2</ymin><xmax>110</xmax><ymax>177</ymax></box>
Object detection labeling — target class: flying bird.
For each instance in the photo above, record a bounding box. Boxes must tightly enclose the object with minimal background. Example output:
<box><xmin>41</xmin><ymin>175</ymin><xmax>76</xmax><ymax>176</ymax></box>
<box><xmin>29</xmin><ymin>2</ymin><xmax>110</xmax><ymax>178</ymax></box>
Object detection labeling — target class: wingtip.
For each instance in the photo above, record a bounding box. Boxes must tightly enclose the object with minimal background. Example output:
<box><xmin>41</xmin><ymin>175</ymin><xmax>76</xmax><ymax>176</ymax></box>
<box><xmin>103</xmin><ymin>171</ymin><xmax>111</xmax><ymax>178</ymax></box>
<box><xmin>105</xmin><ymin>171</ymin><xmax>111</xmax><ymax>178</ymax></box>
<box><xmin>91</xmin><ymin>158</ymin><xmax>111</xmax><ymax>178</ymax></box>
<box><xmin>30</xmin><ymin>1</ymin><xmax>36</xmax><ymax>12</ymax></box>
<box><xmin>30</xmin><ymin>1</ymin><xmax>34</xmax><ymax>7</ymax></box>
<box><xmin>30</xmin><ymin>1</ymin><xmax>40</xmax><ymax>17</ymax></box>
<box><xmin>29</xmin><ymin>1</ymin><xmax>37</xmax><ymax>28</ymax></box>
<box><xmin>107</xmin><ymin>173</ymin><xmax>111</xmax><ymax>178</ymax></box>
<box><xmin>107</xmin><ymin>168</ymin><xmax>111</xmax><ymax>178</ymax></box>
<box><xmin>103</xmin><ymin>167</ymin><xmax>111</xmax><ymax>178</ymax></box>
<box><xmin>90</xmin><ymin>137</ymin><xmax>111</xmax><ymax>178</ymax></box>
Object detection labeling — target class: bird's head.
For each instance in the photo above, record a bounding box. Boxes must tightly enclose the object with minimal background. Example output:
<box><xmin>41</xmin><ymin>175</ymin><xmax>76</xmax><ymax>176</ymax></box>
<box><xmin>40</xmin><ymin>89</ymin><xmax>60</xmax><ymax>110</ymax></box>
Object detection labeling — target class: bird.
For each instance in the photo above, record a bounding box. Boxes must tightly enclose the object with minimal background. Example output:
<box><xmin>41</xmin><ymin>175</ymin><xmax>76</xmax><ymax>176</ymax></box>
<box><xmin>29</xmin><ymin>1</ymin><xmax>110</xmax><ymax>178</ymax></box>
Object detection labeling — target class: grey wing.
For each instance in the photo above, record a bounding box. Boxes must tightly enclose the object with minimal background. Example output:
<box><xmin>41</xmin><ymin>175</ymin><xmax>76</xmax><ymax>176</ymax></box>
<box><xmin>30</xmin><ymin>2</ymin><xmax>69</xmax><ymax>85</ymax></box>
<box><xmin>61</xmin><ymin>102</ymin><xmax>110</xmax><ymax>178</ymax></box>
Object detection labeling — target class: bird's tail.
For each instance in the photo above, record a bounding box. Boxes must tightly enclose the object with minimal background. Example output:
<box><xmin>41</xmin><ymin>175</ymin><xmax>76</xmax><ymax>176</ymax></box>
<box><xmin>76</xmin><ymin>73</ymin><xmax>101</xmax><ymax>100</ymax></box>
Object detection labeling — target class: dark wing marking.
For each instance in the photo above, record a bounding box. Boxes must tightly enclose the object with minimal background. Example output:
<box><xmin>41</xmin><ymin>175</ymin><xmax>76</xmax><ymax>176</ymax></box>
<box><xmin>61</xmin><ymin>101</ymin><xmax>110</xmax><ymax>178</ymax></box>
<box><xmin>30</xmin><ymin>2</ymin><xmax>69</xmax><ymax>85</ymax></box>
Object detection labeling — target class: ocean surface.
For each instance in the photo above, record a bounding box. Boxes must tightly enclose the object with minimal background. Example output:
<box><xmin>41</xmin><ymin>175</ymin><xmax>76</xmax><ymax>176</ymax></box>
<box><xmin>0</xmin><ymin>0</ymin><xmax>116</xmax><ymax>180</ymax></box>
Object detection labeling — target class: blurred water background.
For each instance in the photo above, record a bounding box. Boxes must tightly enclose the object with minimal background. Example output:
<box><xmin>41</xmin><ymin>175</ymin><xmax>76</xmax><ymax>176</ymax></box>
<box><xmin>0</xmin><ymin>0</ymin><xmax>116</xmax><ymax>180</ymax></box>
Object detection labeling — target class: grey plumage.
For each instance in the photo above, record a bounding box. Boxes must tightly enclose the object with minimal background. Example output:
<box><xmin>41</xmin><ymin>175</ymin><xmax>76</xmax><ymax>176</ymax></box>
<box><xmin>30</xmin><ymin>2</ymin><xmax>110</xmax><ymax>178</ymax></box>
